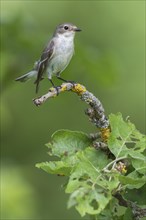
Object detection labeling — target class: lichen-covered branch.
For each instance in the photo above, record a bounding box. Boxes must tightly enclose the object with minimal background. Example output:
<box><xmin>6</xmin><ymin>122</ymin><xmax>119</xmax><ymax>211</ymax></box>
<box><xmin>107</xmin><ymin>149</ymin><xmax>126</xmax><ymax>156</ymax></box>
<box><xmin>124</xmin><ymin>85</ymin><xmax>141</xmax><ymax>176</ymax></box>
<box><xmin>33</xmin><ymin>82</ymin><xmax>110</xmax><ymax>142</ymax></box>
<box><xmin>114</xmin><ymin>193</ymin><xmax>146</xmax><ymax>220</ymax></box>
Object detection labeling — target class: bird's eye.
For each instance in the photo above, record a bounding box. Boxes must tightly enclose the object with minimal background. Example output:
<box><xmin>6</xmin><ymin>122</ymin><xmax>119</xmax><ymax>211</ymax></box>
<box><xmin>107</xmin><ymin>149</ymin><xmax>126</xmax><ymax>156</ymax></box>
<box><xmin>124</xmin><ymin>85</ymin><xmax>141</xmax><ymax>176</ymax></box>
<box><xmin>64</xmin><ymin>25</ymin><xmax>69</xmax><ymax>30</ymax></box>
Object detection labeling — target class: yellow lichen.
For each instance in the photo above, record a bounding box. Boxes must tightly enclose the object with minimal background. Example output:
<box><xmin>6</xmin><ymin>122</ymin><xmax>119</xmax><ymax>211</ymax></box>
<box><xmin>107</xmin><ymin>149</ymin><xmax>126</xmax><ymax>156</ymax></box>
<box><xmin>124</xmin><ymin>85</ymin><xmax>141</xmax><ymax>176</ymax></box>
<box><xmin>72</xmin><ymin>84</ymin><xmax>86</xmax><ymax>95</ymax></box>
<box><xmin>49</xmin><ymin>87</ymin><xmax>55</xmax><ymax>92</ymax></box>
<box><xmin>100</xmin><ymin>127</ymin><xmax>111</xmax><ymax>142</ymax></box>
<box><xmin>60</xmin><ymin>85</ymin><xmax>67</xmax><ymax>92</ymax></box>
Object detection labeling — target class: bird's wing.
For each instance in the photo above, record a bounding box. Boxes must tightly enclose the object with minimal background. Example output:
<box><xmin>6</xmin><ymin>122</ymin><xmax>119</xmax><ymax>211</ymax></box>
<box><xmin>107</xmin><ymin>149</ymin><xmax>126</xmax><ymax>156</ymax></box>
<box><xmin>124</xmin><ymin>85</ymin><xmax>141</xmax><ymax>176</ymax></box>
<box><xmin>34</xmin><ymin>40</ymin><xmax>55</xmax><ymax>93</ymax></box>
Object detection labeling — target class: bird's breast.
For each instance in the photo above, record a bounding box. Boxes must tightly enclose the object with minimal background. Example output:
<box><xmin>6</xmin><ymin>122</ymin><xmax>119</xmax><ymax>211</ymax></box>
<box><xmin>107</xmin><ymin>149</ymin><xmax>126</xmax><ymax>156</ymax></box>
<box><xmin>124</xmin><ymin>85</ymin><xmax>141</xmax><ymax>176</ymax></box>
<box><xmin>47</xmin><ymin>35</ymin><xmax>75</xmax><ymax>76</ymax></box>
<box><xmin>55</xmin><ymin>35</ymin><xmax>74</xmax><ymax>55</ymax></box>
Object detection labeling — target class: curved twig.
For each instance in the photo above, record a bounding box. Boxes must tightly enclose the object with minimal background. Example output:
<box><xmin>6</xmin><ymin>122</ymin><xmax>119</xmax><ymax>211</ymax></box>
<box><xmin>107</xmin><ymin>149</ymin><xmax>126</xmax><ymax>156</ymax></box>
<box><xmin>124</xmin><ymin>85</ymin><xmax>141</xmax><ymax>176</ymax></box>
<box><xmin>33</xmin><ymin>82</ymin><xmax>110</xmax><ymax>142</ymax></box>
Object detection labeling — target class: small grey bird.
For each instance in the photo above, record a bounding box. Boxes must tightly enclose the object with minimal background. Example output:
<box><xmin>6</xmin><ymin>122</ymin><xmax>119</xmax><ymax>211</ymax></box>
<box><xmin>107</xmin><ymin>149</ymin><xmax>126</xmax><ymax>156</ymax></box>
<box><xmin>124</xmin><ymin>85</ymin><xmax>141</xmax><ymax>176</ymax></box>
<box><xmin>15</xmin><ymin>23</ymin><xmax>81</xmax><ymax>93</ymax></box>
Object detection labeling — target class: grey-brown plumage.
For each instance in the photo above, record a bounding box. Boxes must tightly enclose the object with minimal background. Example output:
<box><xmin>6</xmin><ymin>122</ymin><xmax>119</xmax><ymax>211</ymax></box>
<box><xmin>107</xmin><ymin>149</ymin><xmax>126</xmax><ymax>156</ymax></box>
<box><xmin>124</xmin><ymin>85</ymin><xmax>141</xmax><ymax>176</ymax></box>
<box><xmin>15</xmin><ymin>23</ymin><xmax>81</xmax><ymax>93</ymax></box>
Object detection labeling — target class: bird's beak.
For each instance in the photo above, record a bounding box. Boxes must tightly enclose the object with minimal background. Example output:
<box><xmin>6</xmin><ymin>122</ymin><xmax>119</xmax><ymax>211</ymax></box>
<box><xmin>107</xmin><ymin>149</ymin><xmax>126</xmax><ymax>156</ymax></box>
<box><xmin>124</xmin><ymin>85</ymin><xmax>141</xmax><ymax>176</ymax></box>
<box><xmin>73</xmin><ymin>27</ymin><xmax>82</xmax><ymax>32</ymax></box>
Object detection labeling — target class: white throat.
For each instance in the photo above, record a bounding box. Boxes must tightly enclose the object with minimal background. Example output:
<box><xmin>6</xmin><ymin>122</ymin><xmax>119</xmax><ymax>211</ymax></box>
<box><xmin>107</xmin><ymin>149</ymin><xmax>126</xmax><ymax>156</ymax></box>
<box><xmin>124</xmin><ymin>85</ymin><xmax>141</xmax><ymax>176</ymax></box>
<box><xmin>60</xmin><ymin>31</ymin><xmax>75</xmax><ymax>39</ymax></box>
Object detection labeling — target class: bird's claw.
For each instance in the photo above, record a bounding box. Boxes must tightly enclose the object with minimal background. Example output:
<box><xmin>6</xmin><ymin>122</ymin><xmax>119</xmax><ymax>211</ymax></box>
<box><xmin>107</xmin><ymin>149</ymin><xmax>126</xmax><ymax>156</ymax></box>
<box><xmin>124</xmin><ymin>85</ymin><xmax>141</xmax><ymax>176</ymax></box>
<box><xmin>67</xmin><ymin>80</ymin><xmax>76</xmax><ymax>87</ymax></box>
<box><xmin>54</xmin><ymin>86</ymin><xmax>60</xmax><ymax>96</ymax></box>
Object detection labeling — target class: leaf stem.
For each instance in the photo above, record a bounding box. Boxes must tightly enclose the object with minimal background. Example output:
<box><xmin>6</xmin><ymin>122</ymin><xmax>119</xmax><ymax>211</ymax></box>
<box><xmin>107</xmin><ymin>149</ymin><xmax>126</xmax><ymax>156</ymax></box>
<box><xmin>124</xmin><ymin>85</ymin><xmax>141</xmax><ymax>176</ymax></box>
<box><xmin>103</xmin><ymin>156</ymin><xmax>127</xmax><ymax>172</ymax></box>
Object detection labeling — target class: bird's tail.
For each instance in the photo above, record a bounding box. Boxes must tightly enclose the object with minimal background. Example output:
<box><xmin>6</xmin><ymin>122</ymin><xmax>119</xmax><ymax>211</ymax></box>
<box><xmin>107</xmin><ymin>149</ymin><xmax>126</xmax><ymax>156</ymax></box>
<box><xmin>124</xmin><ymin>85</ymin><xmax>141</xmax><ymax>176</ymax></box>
<box><xmin>15</xmin><ymin>70</ymin><xmax>37</xmax><ymax>82</ymax></box>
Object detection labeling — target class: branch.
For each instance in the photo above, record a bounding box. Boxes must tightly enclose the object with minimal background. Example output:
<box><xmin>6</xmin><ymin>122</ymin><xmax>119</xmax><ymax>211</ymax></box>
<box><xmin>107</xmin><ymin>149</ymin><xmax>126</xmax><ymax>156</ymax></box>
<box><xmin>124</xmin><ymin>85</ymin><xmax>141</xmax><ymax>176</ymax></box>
<box><xmin>33</xmin><ymin>82</ymin><xmax>110</xmax><ymax>142</ymax></box>
<box><xmin>114</xmin><ymin>193</ymin><xmax>146</xmax><ymax>220</ymax></box>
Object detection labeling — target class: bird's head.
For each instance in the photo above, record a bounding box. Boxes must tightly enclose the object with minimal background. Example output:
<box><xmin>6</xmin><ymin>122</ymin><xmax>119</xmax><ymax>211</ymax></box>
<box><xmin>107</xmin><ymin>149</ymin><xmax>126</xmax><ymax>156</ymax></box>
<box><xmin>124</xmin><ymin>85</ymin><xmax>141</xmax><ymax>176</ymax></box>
<box><xmin>54</xmin><ymin>23</ymin><xmax>81</xmax><ymax>37</ymax></box>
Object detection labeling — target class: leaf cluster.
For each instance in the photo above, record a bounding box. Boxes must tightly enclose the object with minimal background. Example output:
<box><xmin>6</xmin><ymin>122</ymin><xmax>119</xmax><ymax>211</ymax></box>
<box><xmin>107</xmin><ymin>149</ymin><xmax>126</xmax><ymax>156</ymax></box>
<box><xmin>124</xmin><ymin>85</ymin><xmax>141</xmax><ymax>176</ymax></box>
<box><xmin>36</xmin><ymin>113</ymin><xmax>146</xmax><ymax>219</ymax></box>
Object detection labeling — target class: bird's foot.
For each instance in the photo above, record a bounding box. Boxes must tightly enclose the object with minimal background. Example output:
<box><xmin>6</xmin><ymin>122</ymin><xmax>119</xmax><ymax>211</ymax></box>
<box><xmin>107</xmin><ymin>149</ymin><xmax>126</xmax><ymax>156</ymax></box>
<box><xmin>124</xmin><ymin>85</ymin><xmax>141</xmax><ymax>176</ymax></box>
<box><xmin>57</xmin><ymin>77</ymin><xmax>76</xmax><ymax>85</ymax></box>
<box><xmin>53</xmin><ymin>86</ymin><xmax>60</xmax><ymax>96</ymax></box>
<box><xmin>66</xmin><ymin>80</ymin><xmax>77</xmax><ymax>88</ymax></box>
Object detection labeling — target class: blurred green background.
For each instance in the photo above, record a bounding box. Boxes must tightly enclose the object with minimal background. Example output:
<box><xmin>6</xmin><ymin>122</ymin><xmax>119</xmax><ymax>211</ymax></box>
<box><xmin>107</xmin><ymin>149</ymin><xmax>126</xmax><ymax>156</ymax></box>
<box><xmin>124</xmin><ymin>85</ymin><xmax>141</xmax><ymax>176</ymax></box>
<box><xmin>1</xmin><ymin>1</ymin><xmax>145</xmax><ymax>219</ymax></box>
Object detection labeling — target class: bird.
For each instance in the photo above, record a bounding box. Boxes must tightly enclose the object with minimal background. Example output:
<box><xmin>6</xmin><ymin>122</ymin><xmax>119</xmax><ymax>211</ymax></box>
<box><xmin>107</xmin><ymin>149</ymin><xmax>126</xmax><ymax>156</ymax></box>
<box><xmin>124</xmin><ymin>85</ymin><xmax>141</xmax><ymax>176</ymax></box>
<box><xmin>15</xmin><ymin>23</ymin><xmax>81</xmax><ymax>93</ymax></box>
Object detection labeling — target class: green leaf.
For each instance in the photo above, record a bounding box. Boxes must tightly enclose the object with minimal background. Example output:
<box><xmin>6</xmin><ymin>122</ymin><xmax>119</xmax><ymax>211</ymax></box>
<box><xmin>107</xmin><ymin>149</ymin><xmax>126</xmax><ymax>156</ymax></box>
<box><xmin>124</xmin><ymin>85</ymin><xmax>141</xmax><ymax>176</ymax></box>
<box><xmin>46</xmin><ymin>129</ymin><xmax>92</xmax><ymax>158</ymax></box>
<box><xmin>66</xmin><ymin>148</ymin><xmax>111</xmax><ymax>193</ymax></box>
<box><xmin>108</xmin><ymin>113</ymin><xmax>133</xmax><ymax>158</ymax></box>
<box><xmin>134</xmin><ymin>138</ymin><xmax>146</xmax><ymax>152</ymax></box>
<box><xmin>95</xmin><ymin>198</ymin><xmax>127</xmax><ymax>219</ymax></box>
<box><xmin>129</xmin><ymin>151</ymin><xmax>146</xmax><ymax>174</ymax></box>
<box><xmin>66</xmin><ymin>148</ymin><xmax>119</xmax><ymax>216</ymax></box>
<box><xmin>68</xmin><ymin>186</ymin><xmax>112</xmax><ymax>216</ymax></box>
<box><xmin>108</xmin><ymin>113</ymin><xmax>146</xmax><ymax>159</ymax></box>
<box><xmin>36</xmin><ymin>117</ymin><xmax>146</xmax><ymax>218</ymax></box>
<box><xmin>123</xmin><ymin>207</ymin><xmax>133</xmax><ymax>220</ymax></box>
<box><xmin>108</xmin><ymin>134</ymin><xmax>129</xmax><ymax>157</ymax></box>
<box><xmin>118</xmin><ymin>172</ymin><xmax>146</xmax><ymax>189</ymax></box>
<box><xmin>36</xmin><ymin>161</ymin><xmax>72</xmax><ymax>176</ymax></box>
<box><xmin>109</xmin><ymin>113</ymin><xmax>133</xmax><ymax>139</ymax></box>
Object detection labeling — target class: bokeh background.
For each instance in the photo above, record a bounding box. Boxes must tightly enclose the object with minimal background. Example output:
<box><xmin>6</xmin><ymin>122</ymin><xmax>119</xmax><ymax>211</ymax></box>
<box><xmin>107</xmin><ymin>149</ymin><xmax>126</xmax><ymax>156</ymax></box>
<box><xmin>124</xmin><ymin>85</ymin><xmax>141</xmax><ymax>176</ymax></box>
<box><xmin>1</xmin><ymin>1</ymin><xmax>145</xmax><ymax>219</ymax></box>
